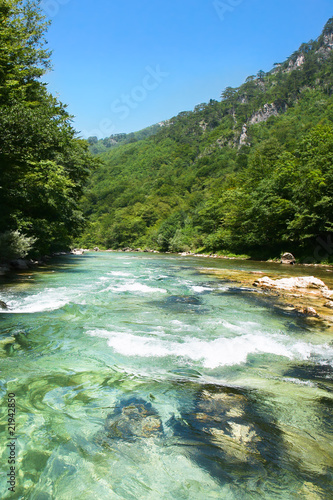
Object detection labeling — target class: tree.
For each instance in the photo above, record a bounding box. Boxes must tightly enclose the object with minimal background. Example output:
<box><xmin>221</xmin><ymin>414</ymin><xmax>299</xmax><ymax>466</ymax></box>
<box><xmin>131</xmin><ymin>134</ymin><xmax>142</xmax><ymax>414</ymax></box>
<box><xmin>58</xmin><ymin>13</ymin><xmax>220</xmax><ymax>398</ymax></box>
<box><xmin>257</xmin><ymin>70</ymin><xmax>265</xmax><ymax>81</ymax></box>
<box><xmin>0</xmin><ymin>0</ymin><xmax>51</xmax><ymax>104</ymax></box>
<box><xmin>0</xmin><ymin>0</ymin><xmax>98</xmax><ymax>257</ymax></box>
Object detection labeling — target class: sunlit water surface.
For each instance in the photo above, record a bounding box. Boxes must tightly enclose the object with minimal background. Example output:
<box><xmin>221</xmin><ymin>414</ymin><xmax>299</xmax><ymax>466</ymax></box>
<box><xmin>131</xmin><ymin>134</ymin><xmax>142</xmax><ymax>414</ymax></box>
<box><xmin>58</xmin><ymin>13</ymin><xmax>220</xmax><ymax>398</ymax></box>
<box><xmin>0</xmin><ymin>253</ymin><xmax>332</xmax><ymax>499</ymax></box>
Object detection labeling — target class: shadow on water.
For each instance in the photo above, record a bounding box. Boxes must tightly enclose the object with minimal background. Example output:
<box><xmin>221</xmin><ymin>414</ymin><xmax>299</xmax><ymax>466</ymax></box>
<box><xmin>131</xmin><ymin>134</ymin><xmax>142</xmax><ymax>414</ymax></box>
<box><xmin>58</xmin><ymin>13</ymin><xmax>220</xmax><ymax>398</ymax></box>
<box><xmin>284</xmin><ymin>363</ymin><xmax>333</xmax><ymax>383</ymax></box>
<box><xmin>317</xmin><ymin>396</ymin><xmax>333</xmax><ymax>432</ymax></box>
<box><xmin>148</xmin><ymin>294</ymin><xmax>210</xmax><ymax>315</ymax></box>
<box><xmin>219</xmin><ymin>287</ymin><xmax>317</xmax><ymax>330</ymax></box>
<box><xmin>283</xmin><ymin>362</ymin><xmax>333</xmax><ymax>396</ymax></box>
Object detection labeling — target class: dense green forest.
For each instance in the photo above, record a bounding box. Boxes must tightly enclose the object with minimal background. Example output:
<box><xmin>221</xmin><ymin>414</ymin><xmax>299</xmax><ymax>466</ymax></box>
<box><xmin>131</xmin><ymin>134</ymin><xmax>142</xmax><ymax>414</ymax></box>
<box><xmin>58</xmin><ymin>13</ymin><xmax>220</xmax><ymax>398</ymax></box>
<box><xmin>78</xmin><ymin>17</ymin><xmax>333</xmax><ymax>261</ymax></box>
<box><xmin>0</xmin><ymin>0</ymin><xmax>98</xmax><ymax>260</ymax></box>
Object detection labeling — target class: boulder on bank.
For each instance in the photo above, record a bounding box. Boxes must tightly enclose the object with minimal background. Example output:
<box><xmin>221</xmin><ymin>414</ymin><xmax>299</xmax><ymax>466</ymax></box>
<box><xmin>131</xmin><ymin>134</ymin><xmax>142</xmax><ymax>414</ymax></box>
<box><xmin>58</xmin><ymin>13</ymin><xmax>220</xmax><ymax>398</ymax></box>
<box><xmin>10</xmin><ymin>259</ymin><xmax>29</xmax><ymax>270</ymax></box>
<box><xmin>281</xmin><ymin>252</ymin><xmax>296</xmax><ymax>264</ymax></box>
<box><xmin>253</xmin><ymin>275</ymin><xmax>329</xmax><ymax>293</ymax></box>
<box><xmin>71</xmin><ymin>248</ymin><xmax>84</xmax><ymax>255</ymax></box>
<box><xmin>0</xmin><ymin>264</ymin><xmax>11</xmax><ymax>275</ymax></box>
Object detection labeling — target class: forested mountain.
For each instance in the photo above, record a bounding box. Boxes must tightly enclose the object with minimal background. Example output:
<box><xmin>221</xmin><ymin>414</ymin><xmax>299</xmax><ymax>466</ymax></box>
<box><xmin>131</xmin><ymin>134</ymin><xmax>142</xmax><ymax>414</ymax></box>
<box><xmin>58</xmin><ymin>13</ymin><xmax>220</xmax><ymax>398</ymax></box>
<box><xmin>78</xmin><ymin>18</ymin><xmax>333</xmax><ymax>261</ymax></box>
<box><xmin>1</xmin><ymin>5</ymin><xmax>332</xmax><ymax>262</ymax></box>
<box><xmin>0</xmin><ymin>0</ymin><xmax>98</xmax><ymax>260</ymax></box>
<box><xmin>87</xmin><ymin>123</ymin><xmax>166</xmax><ymax>155</ymax></box>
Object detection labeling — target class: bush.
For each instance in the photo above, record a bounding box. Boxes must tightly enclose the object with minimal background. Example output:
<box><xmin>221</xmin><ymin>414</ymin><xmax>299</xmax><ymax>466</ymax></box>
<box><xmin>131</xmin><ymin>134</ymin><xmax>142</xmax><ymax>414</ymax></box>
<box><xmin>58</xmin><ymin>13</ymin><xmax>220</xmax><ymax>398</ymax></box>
<box><xmin>169</xmin><ymin>229</ymin><xmax>191</xmax><ymax>253</ymax></box>
<box><xmin>0</xmin><ymin>231</ymin><xmax>36</xmax><ymax>261</ymax></box>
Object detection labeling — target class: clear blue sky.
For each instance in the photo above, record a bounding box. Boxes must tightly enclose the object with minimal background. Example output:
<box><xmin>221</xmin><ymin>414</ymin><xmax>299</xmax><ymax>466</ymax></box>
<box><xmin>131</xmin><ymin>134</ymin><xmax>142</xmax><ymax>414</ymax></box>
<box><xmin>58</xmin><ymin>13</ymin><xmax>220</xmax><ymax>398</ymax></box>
<box><xmin>41</xmin><ymin>0</ymin><xmax>332</xmax><ymax>139</ymax></box>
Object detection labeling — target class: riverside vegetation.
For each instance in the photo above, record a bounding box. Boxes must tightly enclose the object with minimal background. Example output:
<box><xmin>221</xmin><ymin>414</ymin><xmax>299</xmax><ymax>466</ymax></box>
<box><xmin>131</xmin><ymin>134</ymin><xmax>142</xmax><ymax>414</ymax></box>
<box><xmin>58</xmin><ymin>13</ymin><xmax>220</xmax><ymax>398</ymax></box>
<box><xmin>0</xmin><ymin>0</ymin><xmax>99</xmax><ymax>263</ymax></box>
<box><xmin>0</xmin><ymin>3</ymin><xmax>333</xmax><ymax>264</ymax></box>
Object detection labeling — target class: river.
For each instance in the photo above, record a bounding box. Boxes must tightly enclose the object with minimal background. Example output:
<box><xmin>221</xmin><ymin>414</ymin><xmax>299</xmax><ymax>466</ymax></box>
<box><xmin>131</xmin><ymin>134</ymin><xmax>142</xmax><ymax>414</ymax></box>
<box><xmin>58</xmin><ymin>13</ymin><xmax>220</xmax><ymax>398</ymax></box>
<box><xmin>0</xmin><ymin>252</ymin><xmax>332</xmax><ymax>499</ymax></box>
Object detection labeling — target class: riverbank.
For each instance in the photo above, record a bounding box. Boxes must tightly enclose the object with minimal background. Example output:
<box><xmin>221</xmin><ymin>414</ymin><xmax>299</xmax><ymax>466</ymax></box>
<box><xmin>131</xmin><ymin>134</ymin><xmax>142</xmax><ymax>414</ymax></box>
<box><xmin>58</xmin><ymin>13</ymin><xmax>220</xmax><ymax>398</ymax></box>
<box><xmin>0</xmin><ymin>250</ymin><xmax>85</xmax><ymax>276</ymax></box>
<box><xmin>77</xmin><ymin>246</ymin><xmax>333</xmax><ymax>266</ymax></box>
<box><xmin>0</xmin><ymin>257</ymin><xmax>48</xmax><ymax>275</ymax></box>
<box><xmin>198</xmin><ymin>265</ymin><xmax>333</xmax><ymax>329</ymax></box>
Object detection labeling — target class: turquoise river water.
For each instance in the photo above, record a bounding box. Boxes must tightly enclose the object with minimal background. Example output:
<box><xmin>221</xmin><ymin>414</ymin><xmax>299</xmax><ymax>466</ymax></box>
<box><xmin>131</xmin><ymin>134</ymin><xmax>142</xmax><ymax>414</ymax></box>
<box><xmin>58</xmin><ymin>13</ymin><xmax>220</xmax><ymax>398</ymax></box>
<box><xmin>0</xmin><ymin>252</ymin><xmax>332</xmax><ymax>499</ymax></box>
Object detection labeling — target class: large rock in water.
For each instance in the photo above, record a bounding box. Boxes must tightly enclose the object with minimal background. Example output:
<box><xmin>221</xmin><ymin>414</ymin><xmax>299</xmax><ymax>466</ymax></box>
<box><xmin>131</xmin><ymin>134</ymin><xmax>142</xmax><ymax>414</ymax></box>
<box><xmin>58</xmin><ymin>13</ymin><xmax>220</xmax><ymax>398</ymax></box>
<box><xmin>0</xmin><ymin>300</ymin><xmax>8</xmax><ymax>310</ymax></box>
<box><xmin>102</xmin><ymin>398</ymin><xmax>163</xmax><ymax>441</ymax></box>
<box><xmin>168</xmin><ymin>384</ymin><xmax>282</xmax><ymax>478</ymax></box>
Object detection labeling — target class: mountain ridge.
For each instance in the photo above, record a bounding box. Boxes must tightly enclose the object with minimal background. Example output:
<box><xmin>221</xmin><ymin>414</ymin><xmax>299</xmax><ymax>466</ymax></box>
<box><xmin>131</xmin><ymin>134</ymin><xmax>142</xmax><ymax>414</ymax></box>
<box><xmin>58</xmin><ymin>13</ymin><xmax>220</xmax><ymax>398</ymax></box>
<box><xmin>78</xmin><ymin>17</ymin><xmax>333</xmax><ymax>262</ymax></box>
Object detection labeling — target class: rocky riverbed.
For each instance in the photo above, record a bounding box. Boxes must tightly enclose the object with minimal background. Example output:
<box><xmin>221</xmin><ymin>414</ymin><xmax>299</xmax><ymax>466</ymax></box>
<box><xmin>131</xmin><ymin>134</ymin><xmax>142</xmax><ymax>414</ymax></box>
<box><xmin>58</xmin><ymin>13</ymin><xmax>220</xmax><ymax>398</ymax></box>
<box><xmin>199</xmin><ymin>267</ymin><xmax>333</xmax><ymax>330</ymax></box>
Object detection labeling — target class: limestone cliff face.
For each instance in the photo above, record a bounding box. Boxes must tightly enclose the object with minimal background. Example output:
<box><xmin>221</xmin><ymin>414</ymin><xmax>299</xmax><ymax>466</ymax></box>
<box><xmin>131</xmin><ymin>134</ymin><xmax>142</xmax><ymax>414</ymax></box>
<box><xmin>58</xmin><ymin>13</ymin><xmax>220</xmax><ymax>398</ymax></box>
<box><xmin>286</xmin><ymin>53</ymin><xmax>305</xmax><ymax>72</ymax></box>
<box><xmin>249</xmin><ymin>103</ymin><xmax>280</xmax><ymax>125</ymax></box>
<box><xmin>239</xmin><ymin>124</ymin><xmax>248</xmax><ymax>147</ymax></box>
<box><xmin>234</xmin><ymin>21</ymin><xmax>333</xmax><ymax>148</ymax></box>
<box><xmin>323</xmin><ymin>31</ymin><xmax>333</xmax><ymax>48</ymax></box>
<box><xmin>317</xmin><ymin>32</ymin><xmax>333</xmax><ymax>59</ymax></box>
<box><xmin>238</xmin><ymin>103</ymin><xmax>284</xmax><ymax>147</ymax></box>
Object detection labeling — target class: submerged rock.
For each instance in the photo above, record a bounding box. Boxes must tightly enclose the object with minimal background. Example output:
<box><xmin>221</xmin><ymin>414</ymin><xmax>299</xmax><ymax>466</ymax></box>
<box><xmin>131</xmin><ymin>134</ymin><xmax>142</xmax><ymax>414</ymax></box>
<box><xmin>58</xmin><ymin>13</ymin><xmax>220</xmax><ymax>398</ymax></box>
<box><xmin>298</xmin><ymin>481</ymin><xmax>326</xmax><ymax>500</ymax></box>
<box><xmin>192</xmin><ymin>389</ymin><xmax>261</xmax><ymax>462</ymax></box>
<box><xmin>166</xmin><ymin>383</ymin><xmax>287</xmax><ymax>490</ymax></box>
<box><xmin>152</xmin><ymin>294</ymin><xmax>208</xmax><ymax>315</ymax></box>
<box><xmin>0</xmin><ymin>300</ymin><xmax>8</xmax><ymax>310</ymax></box>
<box><xmin>295</xmin><ymin>306</ymin><xmax>319</xmax><ymax>317</ymax></box>
<box><xmin>284</xmin><ymin>363</ymin><xmax>333</xmax><ymax>383</ymax></box>
<box><xmin>98</xmin><ymin>398</ymin><xmax>163</xmax><ymax>443</ymax></box>
<box><xmin>170</xmin><ymin>386</ymin><xmax>274</xmax><ymax>463</ymax></box>
<box><xmin>166</xmin><ymin>295</ymin><xmax>202</xmax><ymax>305</ymax></box>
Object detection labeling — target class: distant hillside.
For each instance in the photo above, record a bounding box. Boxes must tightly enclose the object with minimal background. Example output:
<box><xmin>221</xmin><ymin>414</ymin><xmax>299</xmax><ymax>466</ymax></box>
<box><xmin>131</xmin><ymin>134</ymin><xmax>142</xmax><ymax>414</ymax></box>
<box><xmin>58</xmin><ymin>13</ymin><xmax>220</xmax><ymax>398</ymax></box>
<box><xmin>87</xmin><ymin>122</ymin><xmax>166</xmax><ymax>155</ymax></box>
<box><xmin>77</xmin><ymin>18</ymin><xmax>333</xmax><ymax>262</ymax></box>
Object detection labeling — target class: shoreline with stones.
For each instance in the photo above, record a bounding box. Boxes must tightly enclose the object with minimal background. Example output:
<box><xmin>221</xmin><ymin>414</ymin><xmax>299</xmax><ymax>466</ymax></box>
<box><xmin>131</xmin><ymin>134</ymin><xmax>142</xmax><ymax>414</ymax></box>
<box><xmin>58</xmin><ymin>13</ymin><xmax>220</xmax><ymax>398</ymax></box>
<box><xmin>199</xmin><ymin>267</ymin><xmax>333</xmax><ymax>328</ymax></box>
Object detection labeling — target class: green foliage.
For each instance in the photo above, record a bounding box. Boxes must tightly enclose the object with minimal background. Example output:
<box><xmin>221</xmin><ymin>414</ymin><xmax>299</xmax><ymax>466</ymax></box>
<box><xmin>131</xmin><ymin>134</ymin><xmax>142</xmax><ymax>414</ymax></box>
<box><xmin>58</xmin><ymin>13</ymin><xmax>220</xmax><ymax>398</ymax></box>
<box><xmin>88</xmin><ymin>124</ymin><xmax>164</xmax><ymax>155</ymax></box>
<box><xmin>0</xmin><ymin>230</ymin><xmax>36</xmax><ymax>261</ymax></box>
<box><xmin>79</xmin><ymin>17</ymin><xmax>333</xmax><ymax>261</ymax></box>
<box><xmin>0</xmin><ymin>0</ymin><xmax>98</xmax><ymax>258</ymax></box>
<box><xmin>0</xmin><ymin>0</ymin><xmax>51</xmax><ymax>105</ymax></box>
